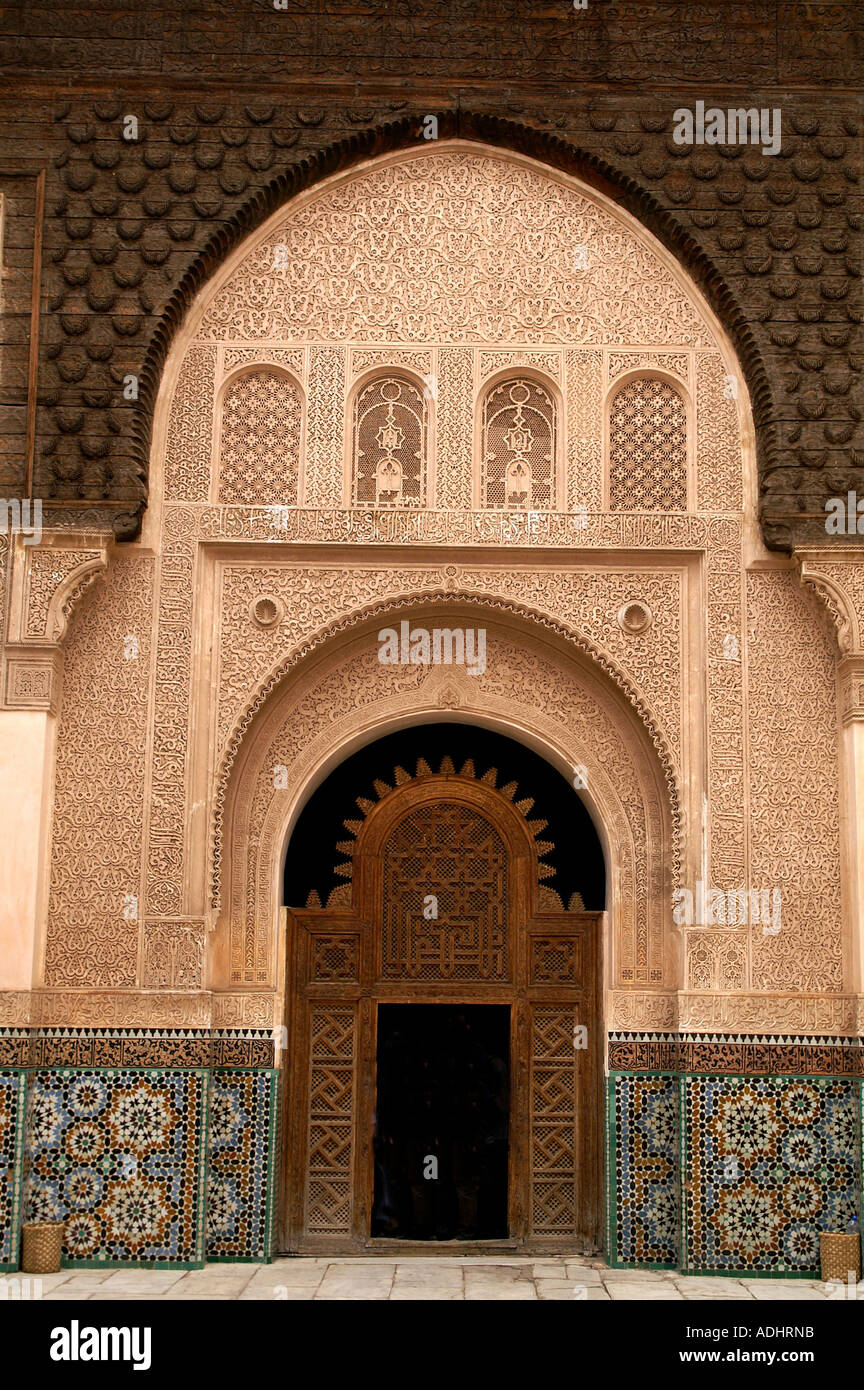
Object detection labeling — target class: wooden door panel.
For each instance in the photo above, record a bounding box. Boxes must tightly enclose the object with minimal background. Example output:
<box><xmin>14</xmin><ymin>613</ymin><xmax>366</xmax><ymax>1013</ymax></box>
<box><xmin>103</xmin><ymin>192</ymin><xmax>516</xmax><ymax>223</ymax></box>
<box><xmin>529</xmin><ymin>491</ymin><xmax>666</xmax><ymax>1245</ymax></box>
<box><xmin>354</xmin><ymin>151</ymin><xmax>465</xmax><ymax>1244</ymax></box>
<box><xmin>283</xmin><ymin>781</ymin><xmax>602</xmax><ymax>1253</ymax></box>
<box><xmin>303</xmin><ymin>1002</ymin><xmax>358</xmax><ymax>1240</ymax></box>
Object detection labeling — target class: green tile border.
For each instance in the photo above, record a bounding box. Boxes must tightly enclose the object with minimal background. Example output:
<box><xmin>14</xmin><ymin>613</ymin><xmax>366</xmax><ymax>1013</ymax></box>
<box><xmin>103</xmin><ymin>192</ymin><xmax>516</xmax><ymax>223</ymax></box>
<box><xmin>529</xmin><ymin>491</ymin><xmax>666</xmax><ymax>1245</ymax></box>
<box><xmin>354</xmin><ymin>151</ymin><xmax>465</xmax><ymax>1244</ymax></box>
<box><xmin>206</xmin><ymin>1067</ymin><xmax>281</xmax><ymax>1264</ymax></box>
<box><xmin>605</xmin><ymin>1073</ymin><xmax>615</xmax><ymax>1263</ymax></box>
<box><xmin>0</xmin><ymin>1071</ymin><xmax>27</xmax><ymax>1273</ymax></box>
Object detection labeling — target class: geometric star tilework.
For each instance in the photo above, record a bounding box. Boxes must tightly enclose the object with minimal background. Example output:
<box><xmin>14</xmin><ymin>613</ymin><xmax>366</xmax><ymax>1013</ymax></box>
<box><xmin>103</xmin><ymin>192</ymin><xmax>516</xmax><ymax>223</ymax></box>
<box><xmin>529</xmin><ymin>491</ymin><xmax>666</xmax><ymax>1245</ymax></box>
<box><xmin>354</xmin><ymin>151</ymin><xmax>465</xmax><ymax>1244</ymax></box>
<box><xmin>206</xmin><ymin>1070</ymin><xmax>280</xmax><ymax>1262</ymax></box>
<box><xmin>0</xmin><ymin>1071</ymin><xmax>26</xmax><ymax>1271</ymax></box>
<box><xmin>608</xmin><ymin>1074</ymin><xmax>679</xmax><ymax>1268</ymax></box>
<box><xmin>23</xmin><ymin>1069</ymin><xmax>208</xmax><ymax>1268</ymax></box>
<box><xmin>682</xmin><ymin>1076</ymin><xmax>860</xmax><ymax>1275</ymax></box>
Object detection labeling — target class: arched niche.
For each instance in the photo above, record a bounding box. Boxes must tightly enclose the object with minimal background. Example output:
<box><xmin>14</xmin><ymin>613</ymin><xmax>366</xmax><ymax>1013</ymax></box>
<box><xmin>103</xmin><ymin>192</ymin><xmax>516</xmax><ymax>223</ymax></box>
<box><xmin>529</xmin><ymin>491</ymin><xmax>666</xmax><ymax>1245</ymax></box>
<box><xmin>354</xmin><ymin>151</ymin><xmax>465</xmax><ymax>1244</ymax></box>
<box><xmin>209</xmin><ymin>598</ymin><xmax>679</xmax><ymax>1007</ymax></box>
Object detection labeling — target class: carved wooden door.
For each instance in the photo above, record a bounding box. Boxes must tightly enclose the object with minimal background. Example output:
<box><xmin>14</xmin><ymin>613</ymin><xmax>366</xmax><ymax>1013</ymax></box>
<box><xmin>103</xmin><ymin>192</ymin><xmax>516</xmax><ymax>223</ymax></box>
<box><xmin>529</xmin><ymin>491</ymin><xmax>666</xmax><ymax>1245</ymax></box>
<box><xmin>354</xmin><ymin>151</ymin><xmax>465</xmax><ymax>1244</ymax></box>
<box><xmin>281</xmin><ymin>770</ymin><xmax>601</xmax><ymax>1253</ymax></box>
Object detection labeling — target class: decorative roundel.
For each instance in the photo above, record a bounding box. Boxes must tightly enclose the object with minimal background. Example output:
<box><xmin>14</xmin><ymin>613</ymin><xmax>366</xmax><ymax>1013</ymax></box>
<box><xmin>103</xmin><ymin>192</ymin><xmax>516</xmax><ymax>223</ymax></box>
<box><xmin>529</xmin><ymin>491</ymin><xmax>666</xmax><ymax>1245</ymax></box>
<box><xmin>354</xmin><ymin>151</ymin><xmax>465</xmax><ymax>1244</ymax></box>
<box><xmin>618</xmin><ymin>600</ymin><xmax>653</xmax><ymax>635</ymax></box>
<box><xmin>251</xmin><ymin>596</ymin><xmax>282</xmax><ymax>628</ymax></box>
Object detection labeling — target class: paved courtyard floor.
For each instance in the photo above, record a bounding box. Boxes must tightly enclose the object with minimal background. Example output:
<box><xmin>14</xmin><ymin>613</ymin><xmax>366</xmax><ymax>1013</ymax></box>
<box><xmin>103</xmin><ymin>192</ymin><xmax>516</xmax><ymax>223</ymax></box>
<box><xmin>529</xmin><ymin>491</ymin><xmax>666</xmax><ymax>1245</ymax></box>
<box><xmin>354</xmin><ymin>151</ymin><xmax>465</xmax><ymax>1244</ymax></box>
<box><xmin>14</xmin><ymin>1256</ymin><xmax>858</xmax><ymax>1301</ymax></box>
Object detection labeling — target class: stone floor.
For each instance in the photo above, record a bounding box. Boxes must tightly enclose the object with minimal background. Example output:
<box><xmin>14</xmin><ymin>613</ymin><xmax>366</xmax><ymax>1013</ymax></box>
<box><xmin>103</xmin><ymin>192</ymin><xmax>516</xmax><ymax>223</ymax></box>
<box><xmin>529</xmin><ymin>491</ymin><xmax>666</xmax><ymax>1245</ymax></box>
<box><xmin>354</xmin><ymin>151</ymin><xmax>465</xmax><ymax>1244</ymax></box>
<box><xmin>8</xmin><ymin>1256</ymin><xmax>859</xmax><ymax>1300</ymax></box>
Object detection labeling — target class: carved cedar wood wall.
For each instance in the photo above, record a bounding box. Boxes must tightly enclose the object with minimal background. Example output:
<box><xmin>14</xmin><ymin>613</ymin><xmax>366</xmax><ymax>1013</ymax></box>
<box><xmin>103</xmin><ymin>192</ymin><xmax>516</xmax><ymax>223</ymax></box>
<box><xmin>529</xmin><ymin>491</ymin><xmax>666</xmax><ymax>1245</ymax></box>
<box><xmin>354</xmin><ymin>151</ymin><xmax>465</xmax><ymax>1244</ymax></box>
<box><xmin>18</xmin><ymin>144</ymin><xmax>852</xmax><ymax>1039</ymax></box>
<box><xmin>1</xmin><ymin>80</ymin><xmax>861</xmax><ymax>549</ymax></box>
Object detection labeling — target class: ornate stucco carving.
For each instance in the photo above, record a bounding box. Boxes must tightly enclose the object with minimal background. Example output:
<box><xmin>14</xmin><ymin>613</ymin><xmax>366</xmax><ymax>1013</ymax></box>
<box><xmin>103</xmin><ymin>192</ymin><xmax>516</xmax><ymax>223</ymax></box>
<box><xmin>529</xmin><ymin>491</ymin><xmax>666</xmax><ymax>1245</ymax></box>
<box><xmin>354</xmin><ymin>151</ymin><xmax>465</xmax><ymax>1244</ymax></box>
<box><xmin>196</xmin><ymin>151</ymin><xmax>712</xmax><ymax>347</ymax></box>
<box><xmin>31</xmin><ymin>990</ymin><xmax>211</xmax><ymax>1029</ymax></box>
<box><xmin>210</xmin><ymin>586</ymin><xmax>685</xmax><ymax>920</ymax></box>
<box><xmin>746</xmin><ymin>570</ymin><xmax>843</xmax><ymax>993</ymax></box>
<box><xmin>210</xmin><ymin>993</ymin><xmax>277</xmax><ymax>1030</ymax></box>
<box><xmin>608</xmin><ymin>990</ymin><xmax>678</xmax><ymax>1031</ymax></box>
<box><xmin>219</xmin><ymin>625</ymin><xmax>672</xmax><ymax>992</ymax></box>
<box><xmin>142</xmin><ymin>920</ymin><xmax>206</xmax><ymax>990</ymax></box>
<box><xmin>0</xmin><ymin>992</ymin><xmax>32</xmax><ymax>1027</ymax></box>
<box><xmin>43</xmin><ymin>554</ymin><xmax>154</xmax><ymax>989</ymax></box>
<box><xmin>677</xmin><ymin>993</ymin><xmax>858</xmax><ymax>1035</ymax></box>
<box><xmin>215</xmin><ymin>565</ymin><xmax>684</xmax><ymax>761</ymax></box>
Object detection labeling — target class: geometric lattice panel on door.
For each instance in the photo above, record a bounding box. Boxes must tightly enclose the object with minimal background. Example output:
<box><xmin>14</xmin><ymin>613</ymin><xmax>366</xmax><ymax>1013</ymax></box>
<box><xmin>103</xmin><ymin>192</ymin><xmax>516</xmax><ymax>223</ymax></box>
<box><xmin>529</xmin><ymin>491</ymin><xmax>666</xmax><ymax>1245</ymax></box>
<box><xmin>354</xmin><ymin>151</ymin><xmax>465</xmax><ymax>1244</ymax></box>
<box><xmin>311</xmin><ymin>935</ymin><xmax>361</xmax><ymax>984</ymax></box>
<box><xmin>608</xmin><ymin>1073</ymin><xmax>679</xmax><ymax>1268</ymax></box>
<box><xmin>481</xmin><ymin>377</ymin><xmax>556</xmax><ymax>509</ymax></box>
<box><xmin>353</xmin><ymin>374</ymin><xmax>427</xmax><ymax>507</ymax></box>
<box><xmin>381</xmin><ymin>801</ymin><xmax>507</xmax><ymax>981</ymax></box>
<box><xmin>306</xmin><ymin>1009</ymin><xmax>355</xmax><ymax>1235</ymax></box>
<box><xmin>218</xmin><ymin>369</ymin><xmax>302</xmax><ymax>506</ymax></box>
<box><xmin>530</xmin><ymin>1006</ymin><xmax>578</xmax><ymax>1234</ymax></box>
<box><xmin>530</xmin><ymin>937</ymin><xmax>584</xmax><ymax>985</ymax></box>
<box><xmin>609</xmin><ymin>377</ymin><xmax>687</xmax><ymax>511</ymax></box>
<box><xmin>682</xmin><ymin>1075</ymin><xmax>860</xmax><ymax>1275</ymax></box>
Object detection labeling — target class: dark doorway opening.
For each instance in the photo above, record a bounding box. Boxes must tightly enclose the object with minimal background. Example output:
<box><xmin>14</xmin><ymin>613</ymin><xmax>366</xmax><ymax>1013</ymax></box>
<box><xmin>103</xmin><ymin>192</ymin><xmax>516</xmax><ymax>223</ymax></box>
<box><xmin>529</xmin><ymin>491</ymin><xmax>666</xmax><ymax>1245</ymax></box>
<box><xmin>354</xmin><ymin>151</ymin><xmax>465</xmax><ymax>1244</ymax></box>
<box><xmin>371</xmin><ymin>1004</ymin><xmax>510</xmax><ymax>1241</ymax></box>
<box><xmin>284</xmin><ymin>722</ymin><xmax>606</xmax><ymax>914</ymax></box>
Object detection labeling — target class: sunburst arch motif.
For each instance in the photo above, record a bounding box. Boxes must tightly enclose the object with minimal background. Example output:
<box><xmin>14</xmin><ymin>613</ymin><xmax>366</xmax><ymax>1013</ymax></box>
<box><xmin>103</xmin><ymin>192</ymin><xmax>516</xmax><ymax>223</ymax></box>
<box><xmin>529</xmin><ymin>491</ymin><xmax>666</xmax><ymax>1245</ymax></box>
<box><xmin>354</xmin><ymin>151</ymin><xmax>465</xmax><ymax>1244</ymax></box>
<box><xmin>302</xmin><ymin>754</ymin><xmax>586</xmax><ymax>913</ymax></box>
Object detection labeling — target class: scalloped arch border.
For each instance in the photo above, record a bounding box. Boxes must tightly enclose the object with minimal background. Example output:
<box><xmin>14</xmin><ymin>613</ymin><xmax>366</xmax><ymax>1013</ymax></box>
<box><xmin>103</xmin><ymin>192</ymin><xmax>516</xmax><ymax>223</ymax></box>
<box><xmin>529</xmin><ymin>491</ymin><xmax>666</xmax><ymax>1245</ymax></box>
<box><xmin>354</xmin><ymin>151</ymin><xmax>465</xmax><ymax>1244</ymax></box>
<box><xmin>127</xmin><ymin>110</ymin><xmax>772</xmax><ymax>540</ymax></box>
<box><xmin>210</xmin><ymin>586</ymin><xmax>683</xmax><ymax>910</ymax></box>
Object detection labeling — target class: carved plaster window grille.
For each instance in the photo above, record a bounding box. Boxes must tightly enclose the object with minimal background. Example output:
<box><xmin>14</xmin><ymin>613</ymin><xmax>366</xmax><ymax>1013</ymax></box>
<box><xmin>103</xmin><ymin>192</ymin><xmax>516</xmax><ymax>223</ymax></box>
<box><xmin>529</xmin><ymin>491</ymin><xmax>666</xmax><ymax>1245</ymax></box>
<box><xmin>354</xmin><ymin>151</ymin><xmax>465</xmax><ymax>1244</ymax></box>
<box><xmin>481</xmin><ymin>378</ymin><xmax>556</xmax><ymax>510</ymax></box>
<box><xmin>353</xmin><ymin>375</ymin><xmax>427</xmax><ymax>507</ymax></box>
<box><xmin>608</xmin><ymin>377</ymin><xmax>687</xmax><ymax>511</ymax></box>
<box><xmin>218</xmin><ymin>369</ymin><xmax>302</xmax><ymax>506</ymax></box>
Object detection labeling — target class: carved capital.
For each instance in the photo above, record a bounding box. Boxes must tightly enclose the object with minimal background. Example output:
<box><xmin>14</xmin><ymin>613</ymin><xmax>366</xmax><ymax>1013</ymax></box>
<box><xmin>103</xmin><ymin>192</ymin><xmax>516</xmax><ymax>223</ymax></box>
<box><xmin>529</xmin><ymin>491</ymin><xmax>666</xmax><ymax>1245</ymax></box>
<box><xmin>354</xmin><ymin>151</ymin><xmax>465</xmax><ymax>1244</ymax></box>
<box><xmin>5</xmin><ymin>530</ymin><xmax>113</xmax><ymax>649</ymax></box>
<box><xmin>838</xmin><ymin>656</ymin><xmax>864</xmax><ymax>726</ymax></box>
<box><xmin>4</xmin><ymin>647</ymin><xmax>63</xmax><ymax>712</ymax></box>
<box><xmin>797</xmin><ymin>548</ymin><xmax>864</xmax><ymax>656</ymax></box>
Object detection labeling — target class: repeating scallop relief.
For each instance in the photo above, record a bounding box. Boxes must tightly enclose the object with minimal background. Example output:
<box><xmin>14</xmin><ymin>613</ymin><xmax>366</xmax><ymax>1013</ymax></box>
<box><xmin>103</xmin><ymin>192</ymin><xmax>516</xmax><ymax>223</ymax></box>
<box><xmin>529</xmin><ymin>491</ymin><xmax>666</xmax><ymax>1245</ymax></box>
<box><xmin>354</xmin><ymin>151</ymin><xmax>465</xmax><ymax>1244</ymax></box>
<box><xmin>196</xmin><ymin>152</ymin><xmax>711</xmax><ymax>346</ymax></box>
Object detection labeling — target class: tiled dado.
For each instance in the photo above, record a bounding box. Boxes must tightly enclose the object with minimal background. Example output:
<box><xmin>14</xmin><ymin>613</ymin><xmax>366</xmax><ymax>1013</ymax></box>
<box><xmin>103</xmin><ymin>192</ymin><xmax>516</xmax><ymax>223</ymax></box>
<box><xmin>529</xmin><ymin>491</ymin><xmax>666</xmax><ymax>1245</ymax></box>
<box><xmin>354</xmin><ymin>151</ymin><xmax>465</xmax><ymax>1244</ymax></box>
<box><xmin>609</xmin><ymin>1070</ymin><xmax>863</xmax><ymax>1277</ymax></box>
<box><xmin>607</xmin><ymin>1073</ymin><xmax>680</xmax><ymax>1269</ymax></box>
<box><xmin>0</xmin><ymin>1058</ymin><xmax>280</xmax><ymax>1271</ymax></box>
<box><xmin>207</xmin><ymin>1069</ymin><xmax>280</xmax><ymax>1262</ymax></box>
<box><xmin>24</xmin><ymin>1069</ymin><xmax>210</xmax><ymax>1267</ymax></box>
<box><xmin>682</xmin><ymin>1075</ymin><xmax>860</xmax><ymax>1276</ymax></box>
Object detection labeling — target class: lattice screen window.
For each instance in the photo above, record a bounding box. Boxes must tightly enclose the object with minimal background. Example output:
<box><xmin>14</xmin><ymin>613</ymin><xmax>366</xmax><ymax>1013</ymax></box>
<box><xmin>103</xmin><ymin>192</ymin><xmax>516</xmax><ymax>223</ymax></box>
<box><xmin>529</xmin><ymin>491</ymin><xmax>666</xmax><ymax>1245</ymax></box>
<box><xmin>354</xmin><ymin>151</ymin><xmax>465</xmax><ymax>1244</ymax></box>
<box><xmin>481</xmin><ymin>378</ymin><xmax>556</xmax><ymax>510</ymax></box>
<box><xmin>353</xmin><ymin>375</ymin><xmax>427</xmax><ymax>507</ymax></box>
<box><xmin>218</xmin><ymin>369</ymin><xmax>302</xmax><ymax>505</ymax></box>
<box><xmin>608</xmin><ymin>377</ymin><xmax>687</xmax><ymax>511</ymax></box>
<box><xmin>382</xmin><ymin>802</ymin><xmax>507</xmax><ymax>981</ymax></box>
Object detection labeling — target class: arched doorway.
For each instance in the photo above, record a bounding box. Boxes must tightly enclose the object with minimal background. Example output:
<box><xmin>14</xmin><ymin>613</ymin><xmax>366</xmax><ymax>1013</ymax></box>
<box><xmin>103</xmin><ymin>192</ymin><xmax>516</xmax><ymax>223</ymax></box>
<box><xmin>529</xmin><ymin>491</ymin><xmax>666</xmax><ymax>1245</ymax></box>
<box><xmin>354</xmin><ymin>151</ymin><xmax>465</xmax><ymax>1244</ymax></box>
<box><xmin>280</xmin><ymin>725</ymin><xmax>605</xmax><ymax>1254</ymax></box>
